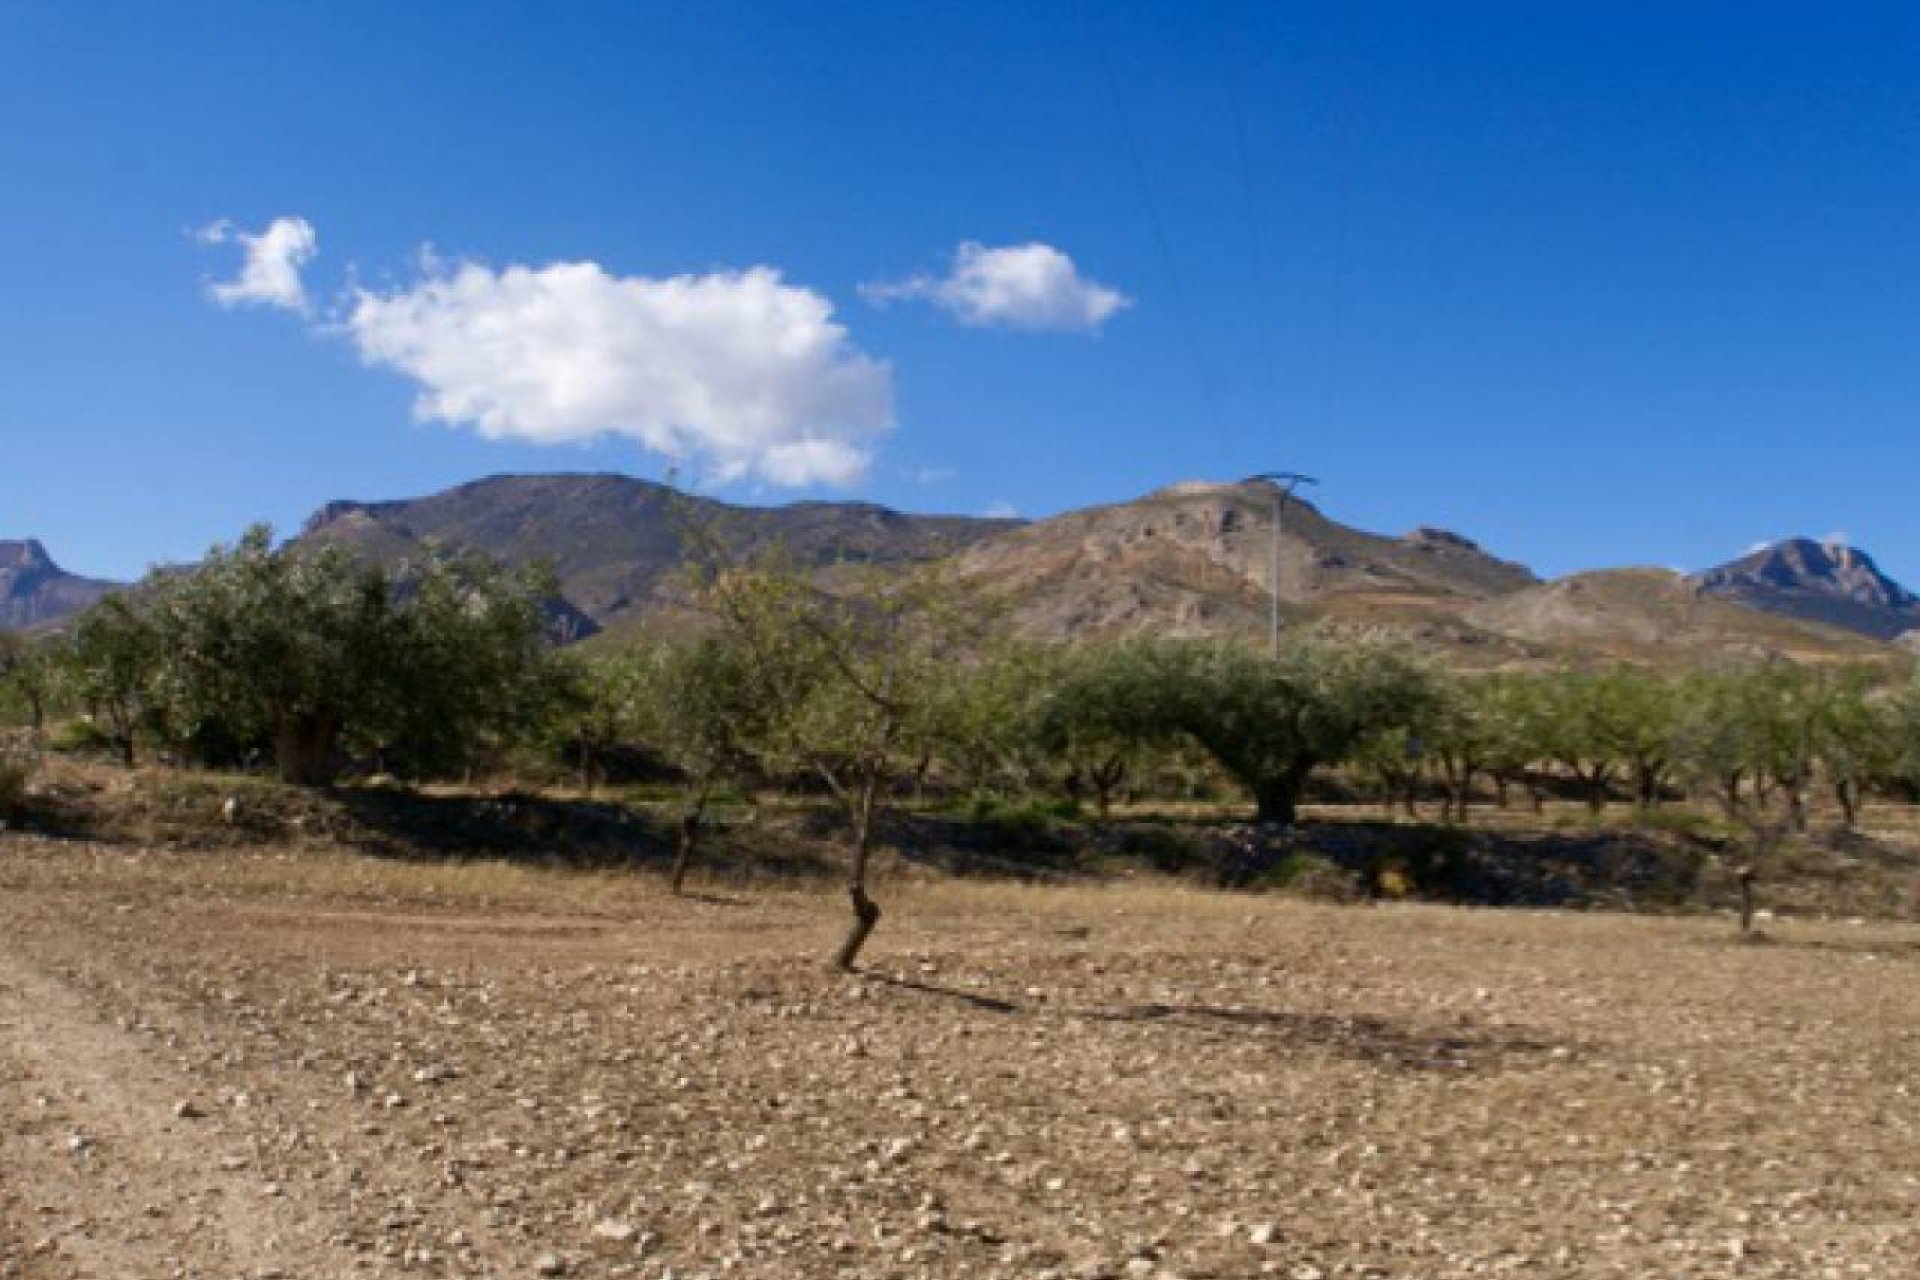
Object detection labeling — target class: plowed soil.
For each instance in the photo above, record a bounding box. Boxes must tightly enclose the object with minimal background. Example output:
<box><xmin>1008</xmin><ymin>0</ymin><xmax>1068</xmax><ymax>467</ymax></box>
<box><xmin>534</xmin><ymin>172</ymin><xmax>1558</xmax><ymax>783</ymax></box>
<box><xmin>4</xmin><ymin>834</ymin><xmax>1918</xmax><ymax>1279</ymax></box>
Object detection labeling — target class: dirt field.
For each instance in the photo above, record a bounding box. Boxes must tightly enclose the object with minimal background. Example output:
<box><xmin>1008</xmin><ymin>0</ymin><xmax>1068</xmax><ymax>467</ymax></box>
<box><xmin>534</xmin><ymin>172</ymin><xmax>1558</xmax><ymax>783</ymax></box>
<box><xmin>4</xmin><ymin>835</ymin><xmax>1919</xmax><ymax>1279</ymax></box>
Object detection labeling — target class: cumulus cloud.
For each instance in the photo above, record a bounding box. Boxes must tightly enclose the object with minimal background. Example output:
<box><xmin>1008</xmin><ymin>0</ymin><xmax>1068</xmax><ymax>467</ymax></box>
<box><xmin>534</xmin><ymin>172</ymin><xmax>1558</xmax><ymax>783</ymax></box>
<box><xmin>198</xmin><ymin>216</ymin><xmax>317</xmax><ymax>313</ymax></box>
<box><xmin>337</xmin><ymin>258</ymin><xmax>893</xmax><ymax>487</ymax></box>
<box><xmin>199</xmin><ymin>216</ymin><xmax>898</xmax><ymax>487</ymax></box>
<box><xmin>863</xmin><ymin>241</ymin><xmax>1129</xmax><ymax>333</ymax></box>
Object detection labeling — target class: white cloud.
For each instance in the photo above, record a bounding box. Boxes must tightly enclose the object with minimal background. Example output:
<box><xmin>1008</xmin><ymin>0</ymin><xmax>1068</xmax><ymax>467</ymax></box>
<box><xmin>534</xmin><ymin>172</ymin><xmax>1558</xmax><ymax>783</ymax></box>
<box><xmin>1820</xmin><ymin>530</ymin><xmax>1852</xmax><ymax>549</ymax></box>
<box><xmin>981</xmin><ymin>501</ymin><xmax>1020</xmax><ymax>519</ymax></box>
<box><xmin>342</xmin><ymin>258</ymin><xmax>893</xmax><ymax>487</ymax></box>
<box><xmin>199</xmin><ymin>216</ymin><xmax>317</xmax><ymax>313</ymax></box>
<box><xmin>863</xmin><ymin>241</ymin><xmax>1129</xmax><ymax>333</ymax></box>
<box><xmin>1744</xmin><ymin>540</ymin><xmax>1777</xmax><ymax>555</ymax></box>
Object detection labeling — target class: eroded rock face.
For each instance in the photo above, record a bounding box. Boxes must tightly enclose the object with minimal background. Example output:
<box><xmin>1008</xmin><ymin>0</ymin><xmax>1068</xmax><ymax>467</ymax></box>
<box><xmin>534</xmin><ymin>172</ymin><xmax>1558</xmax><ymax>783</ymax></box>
<box><xmin>954</xmin><ymin>481</ymin><xmax>1537</xmax><ymax>646</ymax></box>
<box><xmin>1693</xmin><ymin>538</ymin><xmax>1920</xmax><ymax>640</ymax></box>
<box><xmin>0</xmin><ymin>539</ymin><xmax>116</xmax><ymax>630</ymax></box>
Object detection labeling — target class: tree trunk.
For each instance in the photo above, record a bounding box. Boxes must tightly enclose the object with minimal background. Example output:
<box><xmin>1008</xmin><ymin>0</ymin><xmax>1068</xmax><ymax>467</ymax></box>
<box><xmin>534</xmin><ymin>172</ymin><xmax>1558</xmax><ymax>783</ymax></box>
<box><xmin>1450</xmin><ymin>764</ymin><xmax>1475</xmax><ymax>824</ymax></box>
<box><xmin>1253</xmin><ymin>765</ymin><xmax>1309</xmax><ymax>828</ymax></box>
<box><xmin>911</xmin><ymin>749</ymin><xmax>933</xmax><ymax>803</ymax></box>
<box><xmin>670</xmin><ymin>812</ymin><xmax>700</xmax><ymax>895</ymax></box>
<box><xmin>1783</xmin><ymin>777</ymin><xmax>1808</xmax><ymax>833</ymax></box>
<box><xmin>1091</xmin><ymin>756</ymin><xmax>1125</xmax><ymax>820</ymax></box>
<box><xmin>1737</xmin><ymin>865</ymin><xmax>1757</xmax><ymax>935</ymax></box>
<box><xmin>1835</xmin><ymin>778</ymin><xmax>1859</xmax><ymax>830</ymax></box>
<box><xmin>834</xmin><ymin>774</ymin><xmax>884</xmax><ymax>971</ymax></box>
<box><xmin>670</xmin><ymin>782</ymin><xmax>712</xmax><ymax>895</ymax></box>
<box><xmin>1585</xmin><ymin>770</ymin><xmax>1608</xmax><ymax>814</ymax></box>
<box><xmin>275</xmin><ymin>712</ymin><xmax>341</xmax><ymax>786</ymax></box>
<box><xmin>1634</xmin><ymin>763</ymin><xmax>1664</xmax><ymax>813</ymax></box>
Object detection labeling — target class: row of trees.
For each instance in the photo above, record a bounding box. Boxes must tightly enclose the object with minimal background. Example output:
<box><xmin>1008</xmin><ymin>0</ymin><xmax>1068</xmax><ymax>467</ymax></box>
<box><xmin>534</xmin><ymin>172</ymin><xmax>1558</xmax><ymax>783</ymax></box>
<box><xmin>8</xmin><ymin>522</ymin><xmax>1920</xmax><ymax>963</ymax></box>
<box><xmin>1</xmin><ymin>528</ymin><xmax>561</xmax><ymax>783</ymax></box>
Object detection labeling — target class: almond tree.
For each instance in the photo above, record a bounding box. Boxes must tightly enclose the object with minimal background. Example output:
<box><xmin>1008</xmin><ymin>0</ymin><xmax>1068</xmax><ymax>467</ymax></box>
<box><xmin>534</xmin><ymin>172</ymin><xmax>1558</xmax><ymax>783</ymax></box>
<box><xmin>695</xmin><ymin>552</ymin><xmax>973</xmax><ymax>969</ymax></box>
<box><xmin>625</xmin><ymin>635</ymin><xmax>764</xmax><ymax>894</ymax></box>
<box><xmin>1036</xmin><ymin>643</ymin><xmax>1162</xmax><ymax>818</ymax></box>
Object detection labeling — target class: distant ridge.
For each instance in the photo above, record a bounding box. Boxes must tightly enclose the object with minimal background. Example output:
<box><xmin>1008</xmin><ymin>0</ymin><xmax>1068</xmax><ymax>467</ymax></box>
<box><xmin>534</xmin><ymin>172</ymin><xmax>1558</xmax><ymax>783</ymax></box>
<box><xmin>19</xmin><ymin>473</ymin><xmax>1905</xmax><ymax>669</ymax></box>
<box><xmin>0</xmin><ymin>539</ymin><xmax>117</xmax><ymax>630</ymax></box>
<box><xmin>296</xmin><ymin>472</ymin><xmax>1022</xmax><ymax>631</ymax></box>
<box><xmin>950</xmin><ymin>478</ymin><xmax>1542</xmax><ymax>659</ymax></box>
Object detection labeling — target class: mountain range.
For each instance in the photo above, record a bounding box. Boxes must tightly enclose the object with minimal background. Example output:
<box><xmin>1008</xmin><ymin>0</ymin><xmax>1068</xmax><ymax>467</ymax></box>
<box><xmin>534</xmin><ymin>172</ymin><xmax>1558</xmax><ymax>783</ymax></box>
<box><xmin>5</xmin><ymin>473</ymin><xmax>1916</xmax><ymax>666</ymax></box>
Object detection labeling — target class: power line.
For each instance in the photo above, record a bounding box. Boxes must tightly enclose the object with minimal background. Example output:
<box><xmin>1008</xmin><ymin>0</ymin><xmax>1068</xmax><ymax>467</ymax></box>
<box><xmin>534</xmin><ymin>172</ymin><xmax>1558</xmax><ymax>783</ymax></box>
<box><xmin>1082</xmin><ymin>0</ymin><xmax>1226</xmax><ymax>436</ymax></box>
<box><xmin>1227</xmin><ymin>65</ymin><xmax>1282</xmax><ymax>434</ymax></box>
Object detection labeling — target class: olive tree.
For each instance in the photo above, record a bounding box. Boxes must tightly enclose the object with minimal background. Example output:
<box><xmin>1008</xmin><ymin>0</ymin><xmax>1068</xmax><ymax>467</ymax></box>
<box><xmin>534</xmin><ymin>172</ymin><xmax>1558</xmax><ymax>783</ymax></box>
<box><xmin>67</xmin><ymin>595</ymin><xmax>161</xmax><ymax>766</ymax></box>
<box><xmin>142</xmin><ymin>527</ymin><xmax>555</xmax><ymax>785</ymax></box>
<box><xmin>1121</xmin><ymin>633</ymin><xmax>1435</xmax><ymax>827</ymax></box>
<box><xmin>0</xmin><ymin>631</ymin><xmax>60</xmax><ymax>734</ymax></box>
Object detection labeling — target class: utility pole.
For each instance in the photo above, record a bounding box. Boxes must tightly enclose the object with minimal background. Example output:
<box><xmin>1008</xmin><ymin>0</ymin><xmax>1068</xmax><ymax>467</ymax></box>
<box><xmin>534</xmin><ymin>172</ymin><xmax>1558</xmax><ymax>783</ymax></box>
<box><xmin>1245</xmin><ymin>472</ymin><xmax>1317</xmax><ymax>658</ymax></box>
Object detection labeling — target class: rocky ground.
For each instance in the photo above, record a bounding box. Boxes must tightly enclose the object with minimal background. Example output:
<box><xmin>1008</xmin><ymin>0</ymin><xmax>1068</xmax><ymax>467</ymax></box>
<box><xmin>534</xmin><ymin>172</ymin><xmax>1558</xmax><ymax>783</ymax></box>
<box><xmin>4</xmin><ymin>834</ymin><xmax>1919</xmax><ymax>1279</ymax></box>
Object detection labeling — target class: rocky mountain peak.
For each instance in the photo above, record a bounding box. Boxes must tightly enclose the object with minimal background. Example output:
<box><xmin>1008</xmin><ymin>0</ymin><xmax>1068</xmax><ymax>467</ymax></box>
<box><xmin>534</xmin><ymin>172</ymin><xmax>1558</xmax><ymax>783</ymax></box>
<box><xmin>0</xmin><ymin>538</ymin><xmax>54</xmax><ymax>573</ymax></box>
<box><xmin>1692</xmin><ymin>537</ymin><xmax>1920</xmax><ymax>641</ymax></box>
<box><xmin>1</xmin><ymin>539</ymin><xmax>117</xmax><ymax>630</ymax></box>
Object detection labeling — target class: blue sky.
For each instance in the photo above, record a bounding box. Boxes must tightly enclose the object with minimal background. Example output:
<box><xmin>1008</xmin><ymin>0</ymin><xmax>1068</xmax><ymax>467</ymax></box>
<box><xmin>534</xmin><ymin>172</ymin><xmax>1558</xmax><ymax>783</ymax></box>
<box><xmin>3</xmin><ymin>1</ymin><xmax>1915</xmax><ymax>584</ymax></box>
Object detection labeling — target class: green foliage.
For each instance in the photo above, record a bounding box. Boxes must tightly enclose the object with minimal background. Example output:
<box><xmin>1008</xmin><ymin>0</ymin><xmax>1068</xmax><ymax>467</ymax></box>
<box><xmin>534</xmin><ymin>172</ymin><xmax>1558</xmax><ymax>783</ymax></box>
<box><xmin>959</xmin><ymin>790</ymin><xmax>1077</xmax><ymax>839</ymax></box>
<box><xmin>64</xmin><ymin>526</ymin><xmax>558</xmax><ymax>785</ymax></box>
<box><xmin>1261</xmin><ymin>851</ymin><xmax>1365</xmax><ymax>901</ymax></box>
<box><xmin>0</xmin><ymin>632</ymin><xmax>63</xmax><ymax>731</ymax></box>
<box><xmin>922</xmin><ymin>643</ymin><xmax>1057</xmax><ymax>800</ymax></box>
<box><xmin>1064</xmin><ymin>632</ymin><xmax>1437</xmax><ymax>826</ymax></box>
<box><xmin>68</xmin><ymin>594</ymin><xmax>162</xmax><ymax>765</ymax></box>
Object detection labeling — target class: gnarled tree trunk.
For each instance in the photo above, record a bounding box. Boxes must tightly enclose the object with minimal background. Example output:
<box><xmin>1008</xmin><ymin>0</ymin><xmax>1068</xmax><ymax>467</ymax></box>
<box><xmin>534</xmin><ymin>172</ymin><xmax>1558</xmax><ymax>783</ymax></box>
<box><xmin>834</xmin><ymin>772</ymin><xmax>884</xmax><ymax>971</ymax></box>
<box><xmin>669</xmin><ymin>781</ymin><xmax>714</xmax><ymax>895</ymax></box>
<box><xmin>275</xmin><ymin>711</ymin><xmax>341</xmax><ymax>787</ymax></box>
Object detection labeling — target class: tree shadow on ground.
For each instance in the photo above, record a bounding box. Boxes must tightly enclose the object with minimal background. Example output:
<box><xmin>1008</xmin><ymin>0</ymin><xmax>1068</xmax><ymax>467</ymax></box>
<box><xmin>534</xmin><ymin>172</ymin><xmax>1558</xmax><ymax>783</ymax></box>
<box><xmin>330</xmin><ymin>787</ymin><xmax>838</xmax><ymax>881</ymax></box>
<box><xmin>1078</xmin><ymin>1001</ymin><xmax>1567</xmax><ymax>1073</ymax></box>
<box><xmin>857</xmin><ymin>969</ymin><xmax>1568</xmax><ymax>1074</ymax></box>
<box><xmin>862</xmin><ymin>971</ymin><xmax>1021</xmax><ymax>1014</ymax></box>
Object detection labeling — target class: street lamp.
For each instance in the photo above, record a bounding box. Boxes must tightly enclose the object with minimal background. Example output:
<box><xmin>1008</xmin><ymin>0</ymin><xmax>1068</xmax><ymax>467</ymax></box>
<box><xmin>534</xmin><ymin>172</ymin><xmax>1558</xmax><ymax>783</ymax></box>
<box><xmin>1244</xmin><ymin>471</ymin><xmax>1318</xmax><ymax>658</ymax></box>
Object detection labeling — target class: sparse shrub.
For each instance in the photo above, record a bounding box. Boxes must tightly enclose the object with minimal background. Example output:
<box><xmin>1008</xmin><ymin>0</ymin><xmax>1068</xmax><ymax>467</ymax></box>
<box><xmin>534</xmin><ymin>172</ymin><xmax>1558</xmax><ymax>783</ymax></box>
<box><xmin>49</xmin><ymin>717</ymin><xmax>117</xmax><ymax>756</ymax></box>
<box><xmin>963</xmin><ymin>793</ymin><xmax>1074</xmax><ymax>846</ymax></box>
<box><xmin>1263</xmin><ymin>852</ymin><xmax>1364</xmax><ymax>901</ymax></box>
<box><xmin>1635</xmin><ymin>806</ymin><xmax>1725</xmax><ymax>840</ymax></box>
